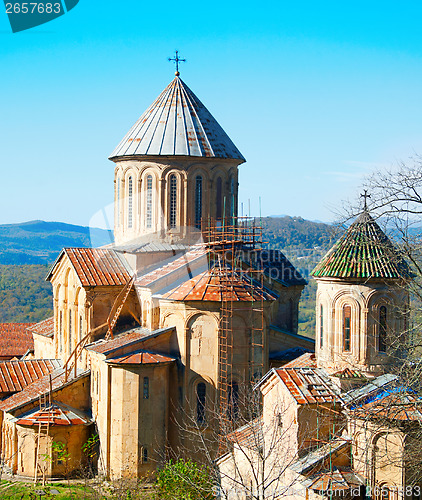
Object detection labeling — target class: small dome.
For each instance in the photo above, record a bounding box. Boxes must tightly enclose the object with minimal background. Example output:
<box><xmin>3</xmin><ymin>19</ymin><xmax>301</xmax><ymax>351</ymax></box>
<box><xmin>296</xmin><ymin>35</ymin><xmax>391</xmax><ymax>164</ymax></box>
<box><xmin>109</xmin><ymin>76</ymin><xmax>245</xmax><ymax>162</ymax></box>
<box><xmin>312</xmin><ymin>211</ymin><xmax>410</xmax><ymax>280</ymax></box>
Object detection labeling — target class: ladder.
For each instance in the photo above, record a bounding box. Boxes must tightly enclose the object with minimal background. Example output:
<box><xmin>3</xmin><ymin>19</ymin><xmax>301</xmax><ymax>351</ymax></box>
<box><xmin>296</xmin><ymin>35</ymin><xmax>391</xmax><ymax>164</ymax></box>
<box><xmin>34</xmin><ymin>386</ymin><xmax>51</xmax><ymax>485</ymax></box>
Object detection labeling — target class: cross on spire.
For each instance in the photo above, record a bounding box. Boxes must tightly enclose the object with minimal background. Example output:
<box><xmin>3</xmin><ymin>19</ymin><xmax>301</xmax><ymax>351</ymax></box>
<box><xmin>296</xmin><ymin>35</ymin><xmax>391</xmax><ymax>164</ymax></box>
<box><xmin>168</xmin><ymin>50</ymin><xmax>186</xmax><ymax>76</ymax></box>
<box><xmin>361</xmin><ymin>190</ymin><xmax>371</xmax><ymax>211</ymax></box>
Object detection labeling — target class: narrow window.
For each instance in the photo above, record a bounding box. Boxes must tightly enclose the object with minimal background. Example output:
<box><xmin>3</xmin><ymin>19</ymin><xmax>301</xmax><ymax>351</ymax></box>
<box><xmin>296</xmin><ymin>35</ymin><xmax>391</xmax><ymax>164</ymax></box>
<box><xmin>320</xmin><ymin>304</ymin><xmax>324</xmax><ymax>349</ymax></box>
<box><xmin>343</xmin><ymin>305</ymin><xmax>351</xmax><ymax>352</ymax></box>
<box><xmin>230</xmin><ymin>177</ymin><xmax>235</xmax><ymax>219</ymax></box>
<box><xmin>59</xmin><ymin>310</ymin><xmax>63</xmax><ymax>351</ymax></box>
<box><xmin>216</xmin><ymin>177</ymin><xmax>223</xmax><ymax>220</ymax></box>
<box><xmin>379</xmin><ymin>306</ymin><xmax>387</xmax><ymax>352</ymax></box>
<box><xmin>195</xmin><ymin>175</ymin><xmax>202</xmax><ymax>229</ymax></box>
<box><xmin>169</xmin><ymin>174</ymin><xmax>177</xmax><ymax>228</ymax></box>
<box><xmin>146</xmin><ymin>175</ymin><xmax>153</xmax><ymax>229</ymax></box>
<box><xmin>142</xmin><ymin>447</ymin><xmax>148</xmax><ymax>463</ymax></box>
<box><xmin>143</xmin><ymin>376</ymin><xmax>149</xmax><ymax>399</ymax></box>
<box><xmin>196</xmin><ymin>382</ymin><xmax>206</xmax><ymax>423</ymax></box>
<box><xmin>117</xmin><ymin>178</ymin><xmax>121</xmax><ymax>226</ymax></box>
<box><xmin>128</xmin><ymin>176</ymin><xmax>133</xmax><ymax>229</ymax></box>
<box><xmin>228</xmin><ymin>381</ymin><xmax>239</xmax><ymax>421</ymax></box>
<box><xmin>79</xmin><ymin>315</ymin><xmax>83</xmax><ymax>341</ymax></box>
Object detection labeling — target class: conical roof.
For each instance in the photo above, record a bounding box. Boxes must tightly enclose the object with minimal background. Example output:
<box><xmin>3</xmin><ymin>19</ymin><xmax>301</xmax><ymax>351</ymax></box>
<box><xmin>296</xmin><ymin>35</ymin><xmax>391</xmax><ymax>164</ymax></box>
<box><xmin>109</xmin><ymin>76</ymin><xmax>245</xmax><ymax>162</ymax></box>
<box><xmin>311</xmin><ymin>211</ymin><xmax>410</xmax><ymax>280</ymax></box>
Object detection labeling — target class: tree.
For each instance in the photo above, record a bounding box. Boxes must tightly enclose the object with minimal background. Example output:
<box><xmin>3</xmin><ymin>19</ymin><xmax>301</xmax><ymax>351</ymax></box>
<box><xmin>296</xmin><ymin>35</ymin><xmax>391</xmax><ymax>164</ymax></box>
<box><xmin>156</xmin><ymin>458</ymin><xmax>215</xmax><ymax>499</ymax></box>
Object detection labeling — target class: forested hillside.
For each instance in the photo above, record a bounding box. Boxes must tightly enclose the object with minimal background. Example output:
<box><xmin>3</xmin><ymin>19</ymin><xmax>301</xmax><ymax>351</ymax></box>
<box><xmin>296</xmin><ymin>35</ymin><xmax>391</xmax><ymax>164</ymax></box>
<box><xmin>0</xmin><ymin>217</ymin><xmax>340</xmax><ymax>336</ymax></box>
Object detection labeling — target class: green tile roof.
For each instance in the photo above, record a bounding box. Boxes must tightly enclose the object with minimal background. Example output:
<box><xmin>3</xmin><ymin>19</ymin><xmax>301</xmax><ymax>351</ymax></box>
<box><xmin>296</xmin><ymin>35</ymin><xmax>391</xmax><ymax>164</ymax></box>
<box><xmin>311</xmin><ymin>212</ymin><xmax>410</xmax><ymax>280</ymax></box>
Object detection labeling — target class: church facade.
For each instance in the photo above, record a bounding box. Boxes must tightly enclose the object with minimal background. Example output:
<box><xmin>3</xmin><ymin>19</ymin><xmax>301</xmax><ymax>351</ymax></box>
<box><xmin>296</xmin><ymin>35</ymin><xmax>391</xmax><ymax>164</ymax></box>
<box><xmin>0</xmin><ymin>73</ymin><xmax>313</xmax><ymax>480</ymax></box>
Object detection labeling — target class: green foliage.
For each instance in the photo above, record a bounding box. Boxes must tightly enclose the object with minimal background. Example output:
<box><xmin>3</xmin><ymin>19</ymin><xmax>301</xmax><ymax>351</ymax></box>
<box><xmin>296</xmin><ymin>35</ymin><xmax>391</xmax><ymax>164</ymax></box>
<box><xmin>156</xmin><ymin>459</ymin><xmax>215</xmax><ymax>500</ymax></box>
<box><xmin>82</xmin><ymin>434</ymin><xmax>100</xmax><ymax>460</ymax></box>
<box><xmin>0</xmin><ymin>264</ymin><xmax>52</xmax><ymax>322</ymax></box>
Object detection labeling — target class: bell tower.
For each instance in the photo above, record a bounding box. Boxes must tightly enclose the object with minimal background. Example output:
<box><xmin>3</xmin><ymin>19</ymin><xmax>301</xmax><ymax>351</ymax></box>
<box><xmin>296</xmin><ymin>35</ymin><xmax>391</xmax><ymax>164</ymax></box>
<box><xmin>311</xmin><ymin>209</ymin><xmax>410</xmax><ymax>377</ymax></box>
<box><xmin>109</xmin><ymin>73</ymin><xmax>245</xmax><ymax>246</ymax></box>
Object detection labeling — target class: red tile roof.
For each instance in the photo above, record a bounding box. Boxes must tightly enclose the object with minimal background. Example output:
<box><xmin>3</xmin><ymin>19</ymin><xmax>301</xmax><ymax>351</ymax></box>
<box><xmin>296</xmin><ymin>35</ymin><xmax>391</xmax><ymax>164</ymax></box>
<box><xmin>275</xmin><ymin>367</ymin><xmax>341</xmax><ymax>405</ymax></box>
<box><xmin>27</xmin><ymin>317</ymin><xmax>54</xmax><ymax>338</ymax></box>
<box><xmin>106</xmin><ymin>350</ymin><xmax>176</xmax><ymax>365</ymax></box>
<box><xmin>47</xmin><ymin>248</ymin><xmax>132</xmax><ymax>287</ymax></box>
<box><xmin>15</xmin><ymin>401</ymin><xmax>91</xmax><ymax>426</ymax></box>
<box><xmin>0</xmin><ymin>359</ymin><xmax>61</xmax><ymax>393</ymax></box>
<box><xmin>162</xmin><ymin>266</ymin><xmax>277</xmax><ymax>302</ymax></box>
<box><xmin>226</xmin><ymin>417</ymin><xmax>263</xmax><ymax>450</ymax></box>
<box><xmin>0</xmin><ymin>323</ymin><xmax>35</xmax><ymax>357</ymax></box>
<box><xmin>283</xmin><ymin>353</ymin><xmax>317</xmax><ymax>369</ymax></box>
<box><xmin>0</xmin><ymin>369</ymin><xmax>89</xmax><ymax>413</ymax></box>
<box><xmin>353</xmin><ymin>393</ymin><xmax>422</xmax><ymax>422</ymax></box>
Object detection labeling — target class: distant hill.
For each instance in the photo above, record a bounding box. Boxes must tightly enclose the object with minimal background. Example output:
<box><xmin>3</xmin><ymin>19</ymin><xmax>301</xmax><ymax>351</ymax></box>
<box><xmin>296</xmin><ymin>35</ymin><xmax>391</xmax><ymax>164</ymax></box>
<box><xmin>0</xmin><ymin>220</ymin><xmax>113</xmax><ymax>265</ymax></box>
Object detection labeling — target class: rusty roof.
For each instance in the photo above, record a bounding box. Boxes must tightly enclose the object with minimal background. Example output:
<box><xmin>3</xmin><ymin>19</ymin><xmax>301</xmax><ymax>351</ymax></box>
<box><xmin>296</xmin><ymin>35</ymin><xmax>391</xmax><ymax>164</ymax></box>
<box><xmin>0</xmin><ymin>323</ymin><xmax>35</xmax><ymax>357</ymax></box>
<box><xmin>301</xmin><ymin>468</ymin><xmax>365</xmax><ymax>493</ymax></box>
<box><xmin>85</xmin><ymin>326</ymin><xmax>172</xmax><ymax>355</ymax></box>
<box><xmin>15</xmin><ymin>401</ymin><xmax>92</xmax><ymax>427</ymax></box>
<box><xmin>332</xmin><ymin>367</ymin><xmax>367</xmax><ymax>379</ymax></box>
<box><xmin>106</xmin><ymin>349</ymin><xmax>176</xmax><ymax>365</ymax></box>
<box><xmin>0</xmin><ymin>368</ymin><xmax>89</xmax><ymax>413</ymax></box>
<box><xmin>275</xmin><ymin>367</ymin><xmax>341</xmax><ymax>404</ymax></box>
<box><xmin>282</xmin><ymin>353</ymin><xmax>317</xmax><ymax>369</ymax></box>
<box><xmin>109</xmin><ymin>76</ymin><xmax>245</xmax><ymax>162</ymax></box>
<box><xmin>352</xmin><ymin>392</ymin><xmax>422</xmax><ymax>422</ymax></box>
<box><xmin>312</xmin><ymin>211</ymin><xmax>410</xmax><ymax>280</ymax></box>
<box><xmin>27</xmin><ymin>317</ymin><xmax>54</xmax><ymax>338</ymax></box>
<box><xmin>0</xmin><ymin>359</ymin><xmax>61</xmax><ymax>394</ymax></box>
<box><xmin>135</xmin><ymin>247</ymin><xmax>207</xmax><ymax>288</ymax></box>
<box><xmin>162</xmin><ymin>266</ymin><xmax>278</xmax><ymax>302</ymax></box>
<box><xmin>226</xmin><ymin>417</ymin><xmax>263</xmax><ymax>450</ymax></box>
<box><xmin>47</xmin><ymin>248</ymin><xmax>132</xmax><ymax>287</ymax></box>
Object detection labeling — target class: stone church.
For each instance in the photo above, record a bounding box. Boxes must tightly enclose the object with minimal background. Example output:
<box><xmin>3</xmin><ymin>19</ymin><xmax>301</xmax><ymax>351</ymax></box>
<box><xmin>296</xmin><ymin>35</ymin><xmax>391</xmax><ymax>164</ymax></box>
<box><xmin>0</xmin><ymin>72</ymin><xmax>314</xmax><ymax>479</ymax></box>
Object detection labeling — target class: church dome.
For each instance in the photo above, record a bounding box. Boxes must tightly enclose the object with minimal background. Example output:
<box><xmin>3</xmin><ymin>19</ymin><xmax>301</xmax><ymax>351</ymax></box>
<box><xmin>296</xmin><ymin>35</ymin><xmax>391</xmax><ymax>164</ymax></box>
<box><xmin>311</xmin><ymin>211</ymin><xmax>410</xmax><ymax>280</ymax></box>
<box><xmin>109</xmin><ymin>76</ymin><xmax>245</xmax><ymax>162</ymax></box>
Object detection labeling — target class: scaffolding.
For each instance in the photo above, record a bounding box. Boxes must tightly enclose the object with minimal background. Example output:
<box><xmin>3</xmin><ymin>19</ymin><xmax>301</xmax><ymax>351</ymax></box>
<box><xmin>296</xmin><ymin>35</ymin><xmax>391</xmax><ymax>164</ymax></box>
<box><xmin>202</xmin><ymin>217</ymin><xmax>266</xmax><ymax>421</ymax></box>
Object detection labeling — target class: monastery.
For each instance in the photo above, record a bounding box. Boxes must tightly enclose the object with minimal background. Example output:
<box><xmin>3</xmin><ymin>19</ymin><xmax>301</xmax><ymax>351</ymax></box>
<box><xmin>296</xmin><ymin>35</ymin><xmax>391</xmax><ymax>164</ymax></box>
<box><xmin>0</xmin><ymin>68</ymin><xmax>420</xmax><ymax>498</ymax></box>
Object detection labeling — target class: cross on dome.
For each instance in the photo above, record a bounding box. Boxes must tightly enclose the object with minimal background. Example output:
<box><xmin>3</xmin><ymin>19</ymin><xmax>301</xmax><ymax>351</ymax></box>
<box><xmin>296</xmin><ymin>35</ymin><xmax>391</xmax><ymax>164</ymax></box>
<box><xmin>168</xmin><ymin>50</ymin><xmax>186</xmax><ymax>76</ymax></box>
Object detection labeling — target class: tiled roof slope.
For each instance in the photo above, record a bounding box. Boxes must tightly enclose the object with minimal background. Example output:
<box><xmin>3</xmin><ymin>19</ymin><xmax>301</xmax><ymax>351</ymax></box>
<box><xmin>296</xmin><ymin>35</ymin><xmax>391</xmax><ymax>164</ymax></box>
<box><xmin>256</xmin><ymin>250</ymin><xmax>307</xmax><ymax>286</ymax></box>
<box><xmin>47</xmin><ymin>248</ymin><xmax>132</xmax><ymax>286</ymax></box>
<box><xmin>0</xmin><ymin>368</ymin><xmax>89</xmax><ymax>413</ymax></box>
<box><xmin>0</xmin><ymin>359</ymin><xmax>61</xmax><ymax>393</ymax></box>
<box><xmin>15</xmin><ymin>401</ymin><xmax>92</xmax><ymax>426</ymax></box>
<box><xmin>106</xmin><ymin>350</ymin><xmax>176</xmax><ymax>365</ymax></box>
<box><xmin>275</xmin><ymin>367</ymin><xmax>341</xmax><ymax>404</ymax></box>
<box><xmin>109</xmin><ymin>76</ymin><xmax>245</xmax><ymax>162</ymax></box>
<box><xmin>0</xmin><ymin>323</ymin><xmax>35</xmax><ymax>357</ymax></box>
<box><xmin>162</xmin><ymin>266</ymin><xmax>278</xmax><ymax>302</ymax></box>
<box><xmin>312</xmin><ymin>212</ymin><xmax>410</xmax><ymax>279</ymax></box>
<box><xmin>27</xmin><ymin>317</ymin><xmax>54</xmax><ymax>338</ymax></box>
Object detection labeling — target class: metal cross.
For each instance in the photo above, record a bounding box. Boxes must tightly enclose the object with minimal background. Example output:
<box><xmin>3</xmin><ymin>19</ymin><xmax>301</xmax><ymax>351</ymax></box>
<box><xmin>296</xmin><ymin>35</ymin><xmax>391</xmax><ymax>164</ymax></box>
<box><xmin>168</xmin><ymin>50</ymin><xmax>186</xmax><ymax>75</ymax></box>
<box><xmin>360</xmin><ymin>190</ymin><xmax>371</xmax><ymax>211</ymax></box>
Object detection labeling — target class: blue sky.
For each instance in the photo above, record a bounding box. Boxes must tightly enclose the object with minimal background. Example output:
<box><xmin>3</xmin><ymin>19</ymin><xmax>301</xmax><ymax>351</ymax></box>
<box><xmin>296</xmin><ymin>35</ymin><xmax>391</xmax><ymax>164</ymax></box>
<box><xmin>2</xmin><ymin>1</ymin><xmax>422</xmax><ymax>226</ymax></box>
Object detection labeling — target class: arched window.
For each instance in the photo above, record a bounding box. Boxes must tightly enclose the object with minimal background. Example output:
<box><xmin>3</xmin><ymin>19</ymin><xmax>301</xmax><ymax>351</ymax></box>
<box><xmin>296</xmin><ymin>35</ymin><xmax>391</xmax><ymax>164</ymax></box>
<box><xmin>343</xmin><ymin>305</ymin><xmax>351</xmax><ymax>351</ymax></box>
<box><xmin>68</xmin><ymin>309</ymin><xmax>72</xmax><ymax>353</ymax></box>
<box><xmin>143</xmin><ymin>376</ymin><xmax>149</xmax><ymax>399</ymax></box>
<box><xmin>146</xmin><ymin>175</ymin><xmax>153</xmax><ymax>229</ymax></box>
<box><xmin>141</xmin><ymin>447</ymin><xmax>148</xmax><ymax>464</ymax></box>
<box><xmin>169</xmin><ymin>174</ymin><xmax>177</xmax><ymax>228</ymax></box>
<box><xmin>230</xmin><ymin>177</ymin><xmax>235</xmax><ymax>219</ymax></box>
<box><xmin>195</xmin><ymin>175</ymin><xmax>202</xmax><ymax>229</ymax></box>
<box><xmin>128</xmin><ymin>176</ymin><xmax>133</xmax><ymax>229</ymax></box>
<box><xmin>320</xmin><ymin>304</ymin><xmax>324</xmax><ymax>349</ymax></box>
<box><xmin>228</xmin><ymin>381</ymin><xmax>239</xmax><ymax>421</ymax></box>
<box><xmin>379</xmin><ymin>306</ymin><xmax>387</xmax><ymax>352</ymax></box>
<box><xmin>196</xmin><ymin>382</ymin><xmax>206</xmax><ymax>423</ymax></box>
<box><xmin>216</xmin><ymin>177</ymin><xmax>223</xmax><ymax>220</ymax></box>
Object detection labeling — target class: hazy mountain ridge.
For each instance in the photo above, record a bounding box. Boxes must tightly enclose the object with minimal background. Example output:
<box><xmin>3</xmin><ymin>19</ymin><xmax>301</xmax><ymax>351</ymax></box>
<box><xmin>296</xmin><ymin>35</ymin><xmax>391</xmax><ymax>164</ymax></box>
<box><xmin>0</xmin><ymin>220</ymin><xmax>113</xmax><ymax>264</ymax></box>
